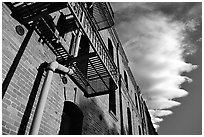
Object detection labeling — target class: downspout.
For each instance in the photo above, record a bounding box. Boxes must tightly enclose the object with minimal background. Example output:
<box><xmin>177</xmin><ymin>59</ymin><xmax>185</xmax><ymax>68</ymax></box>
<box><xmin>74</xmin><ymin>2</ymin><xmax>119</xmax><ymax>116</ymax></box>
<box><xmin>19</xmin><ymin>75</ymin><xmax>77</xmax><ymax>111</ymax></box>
<box><xmin>116</xmin><ymin>43</ymin><xmax>124</xmax><ymax>135</ymax></box>
<box><xmin>29</xmin><ymin>61</ymin><xmax>73</xmax><ymax>135</ymax></box>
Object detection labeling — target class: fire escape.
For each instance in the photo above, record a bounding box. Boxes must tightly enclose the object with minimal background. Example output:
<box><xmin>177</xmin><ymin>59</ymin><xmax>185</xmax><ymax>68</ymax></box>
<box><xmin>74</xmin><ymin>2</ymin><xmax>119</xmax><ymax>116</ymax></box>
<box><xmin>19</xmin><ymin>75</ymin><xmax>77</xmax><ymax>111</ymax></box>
<box><xmin>5</xmin><ymin>2</ymin><xmax>118</xmax><ymax>97</ymax></box>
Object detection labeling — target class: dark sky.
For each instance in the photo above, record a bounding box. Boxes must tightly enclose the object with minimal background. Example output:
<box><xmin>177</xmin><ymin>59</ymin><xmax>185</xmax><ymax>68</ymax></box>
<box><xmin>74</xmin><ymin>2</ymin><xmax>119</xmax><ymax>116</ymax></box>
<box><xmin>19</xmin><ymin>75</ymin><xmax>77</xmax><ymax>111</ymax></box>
<box><xmin>156</xmin><ymin>3</ymin><xmax>202</xmax><ymax>135</ymax></box>
<box><xmin>159</xmin><ymin>35</ymin><xmax>202</xmax><ymax>135</ymax></box>
<box><xmin>111</xmin><ymin>2</ymin><xmax>202</xmax><ymax>135</ymax></box>
<box><xmin>158</xmin><ymin>35</ymin><xmax>202</xmax><ymax>135</ymax></box>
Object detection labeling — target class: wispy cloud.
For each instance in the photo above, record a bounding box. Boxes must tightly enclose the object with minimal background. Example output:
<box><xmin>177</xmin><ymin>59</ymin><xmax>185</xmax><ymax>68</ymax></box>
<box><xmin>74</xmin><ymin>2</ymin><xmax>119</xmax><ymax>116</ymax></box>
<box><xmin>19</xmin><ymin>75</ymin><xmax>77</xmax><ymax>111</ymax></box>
<box><xmin>112</xmin><ymin>2</ymin><xmax>201</xmax><ymax>129</ymax></box>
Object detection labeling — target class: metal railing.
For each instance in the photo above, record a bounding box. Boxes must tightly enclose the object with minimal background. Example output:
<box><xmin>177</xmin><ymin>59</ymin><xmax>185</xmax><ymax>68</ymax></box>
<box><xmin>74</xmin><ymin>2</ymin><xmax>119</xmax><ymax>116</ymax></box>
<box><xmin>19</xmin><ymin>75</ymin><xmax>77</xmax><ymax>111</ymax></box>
<box><xmin>67</xmin><ymin>2</ymin><xmax>118</xmax><ymax>85</ymax></box>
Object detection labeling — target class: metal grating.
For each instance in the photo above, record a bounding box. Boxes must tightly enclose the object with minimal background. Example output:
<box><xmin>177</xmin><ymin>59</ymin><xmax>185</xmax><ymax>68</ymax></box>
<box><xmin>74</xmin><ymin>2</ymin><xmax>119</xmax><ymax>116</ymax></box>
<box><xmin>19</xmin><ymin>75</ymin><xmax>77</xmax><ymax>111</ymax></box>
<box><xmin>5</xmin><ymin>2</ymin><xmax>118</xmax><ymax>97</ymax></box>
<box><xmin>5</xmin><ymin>2</ymin><xmax>67</xmax><ymax>26</ymax></box>
<box><xmin>92</xmin><ymin>2</ymin><xmax>115</xmax><ymax>31</ymax></box>
<box><xmin>68</xmin><ymin>2</ymin><xmax>118</xmax><ymax>85</ymax></box>
<box><xmin>63</xmin><ymin>52</ymin><xmax>117</xmax><ymax>97</ymax></box>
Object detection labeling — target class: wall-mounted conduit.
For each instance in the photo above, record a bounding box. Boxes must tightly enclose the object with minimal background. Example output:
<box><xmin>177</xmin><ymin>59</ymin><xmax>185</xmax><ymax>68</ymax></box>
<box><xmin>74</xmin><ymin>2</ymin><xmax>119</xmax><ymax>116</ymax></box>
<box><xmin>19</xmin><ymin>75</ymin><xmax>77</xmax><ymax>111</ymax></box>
<box><xmin>29</xmin><ymin>61</ymin><xmax>73</xmax><ymax>135</ymax></box>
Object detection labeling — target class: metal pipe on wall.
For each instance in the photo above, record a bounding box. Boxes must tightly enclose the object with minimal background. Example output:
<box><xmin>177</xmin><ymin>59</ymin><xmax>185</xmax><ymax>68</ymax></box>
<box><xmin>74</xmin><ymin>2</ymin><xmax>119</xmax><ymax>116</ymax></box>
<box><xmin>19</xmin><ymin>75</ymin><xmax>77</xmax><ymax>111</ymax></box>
<box><xmin>29</xmin><ymin>61</ymin><xmax>73</xmax><ymax>135</ymax></box>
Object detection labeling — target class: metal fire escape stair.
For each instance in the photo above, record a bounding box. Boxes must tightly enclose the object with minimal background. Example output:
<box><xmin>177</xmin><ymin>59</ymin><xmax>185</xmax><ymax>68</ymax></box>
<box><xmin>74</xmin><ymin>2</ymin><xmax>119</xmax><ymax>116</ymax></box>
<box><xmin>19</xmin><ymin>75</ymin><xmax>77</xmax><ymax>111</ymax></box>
<box><xmin>5</xmin><ymin>2</ymin><xmax>118</xmax><ymax>97</ymax></box>
<box><xmin>92</xmin><ymin>2</ymin><xmax>115</xmax><ymax>31</ymax></box>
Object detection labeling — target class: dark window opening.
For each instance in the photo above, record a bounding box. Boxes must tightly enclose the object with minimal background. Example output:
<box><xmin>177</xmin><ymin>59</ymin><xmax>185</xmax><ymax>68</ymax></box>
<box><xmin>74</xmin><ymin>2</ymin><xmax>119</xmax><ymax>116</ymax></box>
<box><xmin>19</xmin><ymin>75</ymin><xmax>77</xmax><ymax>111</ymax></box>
<box><xmin>108</xmin><ymin>39</ymin><xmax>114</xmax><ymax>60</ymax></box>
<box><xmin>76</xmin><ymin>35</ymin><xmax>90</xmax><ymax>78</ymax></box>
<box><xmin>142</xmin><ymin>123</ymin><xmax>145</xmax><ymax>135</ymax></box>
<box><xmin>127</xmin><ymin>107</ymin><xmax>133</xmax><ymax>135</ymax></box>
<box><xmin>109</xmin><ymin>79</ymin><xmax>116</xmax><ymax>115</ymax></box>
<box><xmin>59</xmin><ymin>101</ymin><xmax>84</xmax><ymax>135</ymax></box>
<box><xmin>124</xmin><ymin>71</ymin><xmax>128</xmax><ymax>90</ymax></box>
<box><xmin>85</xmin><ymin>2</ymin><xmax>93</xmax><ymax>16</ymax></box>
<box><xmin>134</xmin><ymin>93</ymin><xmax>139</xmax><ymax>111</ymax></box>
<box><xmin>139</xmin><ymin>98</ymin><xmax>143</xmax><ymax>117</ymax></box>
<box><xmin>138</xmin><ymin>126</ymin><xmax>142</xmax><ymax>135</ymax></box>
<box><xmin>57</xmin><ymin>12</ymin><xmax>77</xmax><ymax>38</ymax></box>
<box><xmin>69</xmin><ymin>33</ymin><xmax>76</xmax><ymax>56</ymax></box>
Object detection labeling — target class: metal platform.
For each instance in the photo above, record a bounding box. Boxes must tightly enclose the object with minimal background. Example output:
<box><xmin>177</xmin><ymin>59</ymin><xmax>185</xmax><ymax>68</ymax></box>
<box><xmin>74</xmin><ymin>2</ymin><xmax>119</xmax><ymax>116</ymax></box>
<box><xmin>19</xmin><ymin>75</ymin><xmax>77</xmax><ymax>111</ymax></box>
<box><xmin>92</xmin><ymin>2</ymin><xmax>115</xmax><ymax>31</ymax></box>
<box><xmin>5</xmin><ymin>2</ymin><xmax>118</xmax><ymax>97</ymax></box>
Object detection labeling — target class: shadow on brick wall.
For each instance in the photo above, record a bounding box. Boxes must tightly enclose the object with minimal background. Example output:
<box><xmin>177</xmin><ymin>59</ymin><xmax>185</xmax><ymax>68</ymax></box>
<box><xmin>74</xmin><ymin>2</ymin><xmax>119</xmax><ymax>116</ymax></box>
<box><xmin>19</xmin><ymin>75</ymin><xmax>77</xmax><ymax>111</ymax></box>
<box><xmin>78</xmin><ymin>98</ymin><xmax>119</xmax><ymax>135</ymax></box>
<box><xmin>17</xmin><ymin>62</ymin><xmax>119</xmax><ymax>135</ymax></box>
<box><xmin>17</xmin><ymin>62</ymin><xmax>47</xmax><ymax>135</ymax></box>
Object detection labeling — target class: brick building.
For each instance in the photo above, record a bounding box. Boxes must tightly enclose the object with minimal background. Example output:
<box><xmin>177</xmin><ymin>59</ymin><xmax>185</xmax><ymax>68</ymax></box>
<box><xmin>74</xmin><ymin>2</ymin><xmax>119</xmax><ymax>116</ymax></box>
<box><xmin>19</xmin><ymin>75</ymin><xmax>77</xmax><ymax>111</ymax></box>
<box><xmin>2</xmin><ymin>2</ymin><xmax>157</xmax><ymax>135</ymax></box>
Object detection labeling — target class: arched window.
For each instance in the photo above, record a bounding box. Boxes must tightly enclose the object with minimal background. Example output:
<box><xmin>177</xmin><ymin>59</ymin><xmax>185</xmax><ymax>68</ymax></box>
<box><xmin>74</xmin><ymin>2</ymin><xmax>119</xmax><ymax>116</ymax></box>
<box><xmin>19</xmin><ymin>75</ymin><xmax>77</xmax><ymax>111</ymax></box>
<box><xmin>134</xmin><ymin>93</ymin><xmax>139</xmax><ymax>111</ymax></box>
<box><xmin>108</xmin><ymin>39</ymin><xmax>114</xmax><ymax>60</ymax></box>
<box><xmin>127</xmin><ymin>107</ymin><xmax>132</xmax><ymax>135</ymax></box>
<box><xmin>124</xmin><ymin>71</ymin><xmax>128</xmax><ymax>90</ymax></box>
<box><xmin>108</xmin><ymin>39</ymin><xmax>116</xmax><ymax>115</ymax></box>
<box><xmin>138</xmin><ymin>126</ymin><xmax>142</xmax><ymax>135</ymax></box>
<box><xmin>76</xmin><ymin>35</ymin><xmax>90</xmax><ymax>78</ymax></box>
<box><xmin>59</xmin><ymin>101</ymin><xmax>84</xmax><ymax>135</ymax></box>
<box><xmin>109</xmin><ymin>79</ymin><xmax>116</xmax><ymax>115</ymax></box>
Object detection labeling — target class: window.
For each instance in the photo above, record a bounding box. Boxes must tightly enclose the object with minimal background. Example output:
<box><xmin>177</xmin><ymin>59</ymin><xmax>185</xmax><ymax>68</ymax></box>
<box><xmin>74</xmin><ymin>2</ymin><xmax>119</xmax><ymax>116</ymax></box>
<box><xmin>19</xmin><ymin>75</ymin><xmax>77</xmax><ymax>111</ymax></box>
<box><xmin>76</xmin><ymin>35</ymin><xmax>90</xmax><ymax>78</ymax></box>
<box><xmin>86</xmin><ymin>2</ymin><xmax>93</xmax><ymax>16</ymax></box>
<box><xmin>57</xmin><ymin>13</ymin><xmax>77</xmax><ymax>38</ymax></box>
<box><xmin>109</xmin><ymin>79</ymin><xmax>116</xmax><ymax>115</ymax></box>
<box><xmin>127</xmin><ymin>107</ymin><xmax>133</xmax><ymax>135</ymax></box>
<box><xmin>124</xmin><ymin>71</ymin><xmax>128</xmax><ymax>90</ymax></box>
<box><xmin>138</xmin><ymin>126</ymin><xmax>142</xmax><ymax>135</ymax></box>
<box><xmin>108</xmin><ymin>39</ymin><xmax>114</xmax><ymax>60</ymax></box>
<box><xmin>59</xmin><ymin>101</ymin><xmax>84</xmax><ymax>135</ymax></box>
<box><xmin>139</xmin><ymin>97</ymin><xmax>144</xmax><ymax>118</ymax></box>
<box><xmin>69</xmin><ymin>33</ymin><xmax>76</xmax><ymax>55</ymax></box>
<box><xmin>134</xmin><ymin>93</ymin><xmax>139</xmax><ymax>111</ymax></box>
<box><xmin>138</xmin><ymin>98</ymin><xmax>143</xmax><ymax>117</ymax></box>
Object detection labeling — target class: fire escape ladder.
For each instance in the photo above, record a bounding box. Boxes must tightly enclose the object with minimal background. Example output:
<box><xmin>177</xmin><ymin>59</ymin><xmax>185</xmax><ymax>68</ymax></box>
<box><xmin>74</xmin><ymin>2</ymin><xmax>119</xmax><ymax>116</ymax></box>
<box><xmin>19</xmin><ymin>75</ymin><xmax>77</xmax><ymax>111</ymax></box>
<box><xmin>5</xmin><ymin>2</ymin><xmax>118</xmax><ymax>97</ymax></box>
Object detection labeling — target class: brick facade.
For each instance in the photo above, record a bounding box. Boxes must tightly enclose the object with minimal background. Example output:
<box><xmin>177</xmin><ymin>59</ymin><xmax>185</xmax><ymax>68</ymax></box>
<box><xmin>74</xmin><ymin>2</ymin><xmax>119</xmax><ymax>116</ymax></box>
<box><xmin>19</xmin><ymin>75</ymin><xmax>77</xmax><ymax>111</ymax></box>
<box><xmin>2</xmin><ymin>3</ymin><xmax>157</xmax><ymax>135</ymax></box>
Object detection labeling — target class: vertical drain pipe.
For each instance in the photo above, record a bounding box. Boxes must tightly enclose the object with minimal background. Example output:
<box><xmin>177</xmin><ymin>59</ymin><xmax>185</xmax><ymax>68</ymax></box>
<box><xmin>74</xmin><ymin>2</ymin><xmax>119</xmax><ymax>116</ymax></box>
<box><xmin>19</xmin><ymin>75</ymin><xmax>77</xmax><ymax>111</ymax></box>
<box><xmin>29</xmin><ymin>61</ymin><xmax>72</xmax><ymax>135</ymax></box>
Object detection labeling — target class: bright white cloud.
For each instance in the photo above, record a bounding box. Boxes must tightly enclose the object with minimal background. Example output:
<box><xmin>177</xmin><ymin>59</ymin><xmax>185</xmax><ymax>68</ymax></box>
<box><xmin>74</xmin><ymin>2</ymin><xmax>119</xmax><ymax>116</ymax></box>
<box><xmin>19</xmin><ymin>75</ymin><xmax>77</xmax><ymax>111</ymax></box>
<box><xmin>151</xmin><ymin>117</ymin><xmax>163</xmax><ymax>123</ymax></box>
<box><xmin>149</xmin><ymin>109</ymin><xmax>173</xmax><ymax>117</ymax></box>
<box><xmin>147</xmin><ymin>98</ymin><xmax>181</xmax><ymax>109</ymax></box>
<box><xmin>153</xmin><ymin>124</ymin><xmax>160</xmax><ymax>130</ymax></box>
<box><xmin>113</xmin><ymin>3</ymin><xmax>198</xmax><ymax>129</ymax></box>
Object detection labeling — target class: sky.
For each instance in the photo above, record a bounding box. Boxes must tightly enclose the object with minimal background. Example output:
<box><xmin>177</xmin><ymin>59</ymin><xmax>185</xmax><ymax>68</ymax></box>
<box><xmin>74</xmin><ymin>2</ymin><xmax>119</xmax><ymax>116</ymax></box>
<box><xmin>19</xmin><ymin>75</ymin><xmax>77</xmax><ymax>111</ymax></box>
<box><xmin>111</xmin><ymin>2</ymin><xmax>202</xmax><ymax>135</ymax></box>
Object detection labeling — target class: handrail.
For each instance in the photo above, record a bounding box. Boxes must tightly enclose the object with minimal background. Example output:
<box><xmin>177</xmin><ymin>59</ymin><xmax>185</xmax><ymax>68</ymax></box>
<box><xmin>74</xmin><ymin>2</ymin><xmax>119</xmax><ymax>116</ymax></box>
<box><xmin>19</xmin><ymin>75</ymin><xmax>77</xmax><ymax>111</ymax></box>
<box><xmin>80</xmin><ymin>2</ymin><xmax>118</xmax><ymax>73</ymax></box>
<box><xmin>80</xmin><ymin>3</ymin><xmax>116</xmax><ymax>68</ymax></box>
<box><xmin>67</xmin><ymin>2</ymin><xmax>118</xmax><ymax>84</ymax></box>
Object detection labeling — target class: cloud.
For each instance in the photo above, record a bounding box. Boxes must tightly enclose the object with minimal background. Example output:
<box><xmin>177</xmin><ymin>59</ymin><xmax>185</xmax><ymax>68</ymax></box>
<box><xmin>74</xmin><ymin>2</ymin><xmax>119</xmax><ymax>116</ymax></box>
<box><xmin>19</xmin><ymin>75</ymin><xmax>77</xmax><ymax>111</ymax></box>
<box><xmin>147</xmin><ymin>98</ymin><xmax>181</xmax><ymax>109</ymax></box>
<box><xmin>151</xmin><ymin>117</ymin><xmax>163</xmax><ymax>123</ymax></box>
<box><xmin>149</xmin><ymin>109</ymin><xmax>173</xmax><ymax>117</ymax></box>
<box><xmin>111</xmin><ymin>2</ymin><xmax>200</xmax><ymax>129</ymax></box>
<box><xmin>185</xmin><ymin>19</ymin><xmax>200</xmax><ymax>32</ymax></box>
<box><xmin>153</xmin><ymin>124</ymin><xmax>160</xmax><ymax>130</ymax></box>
